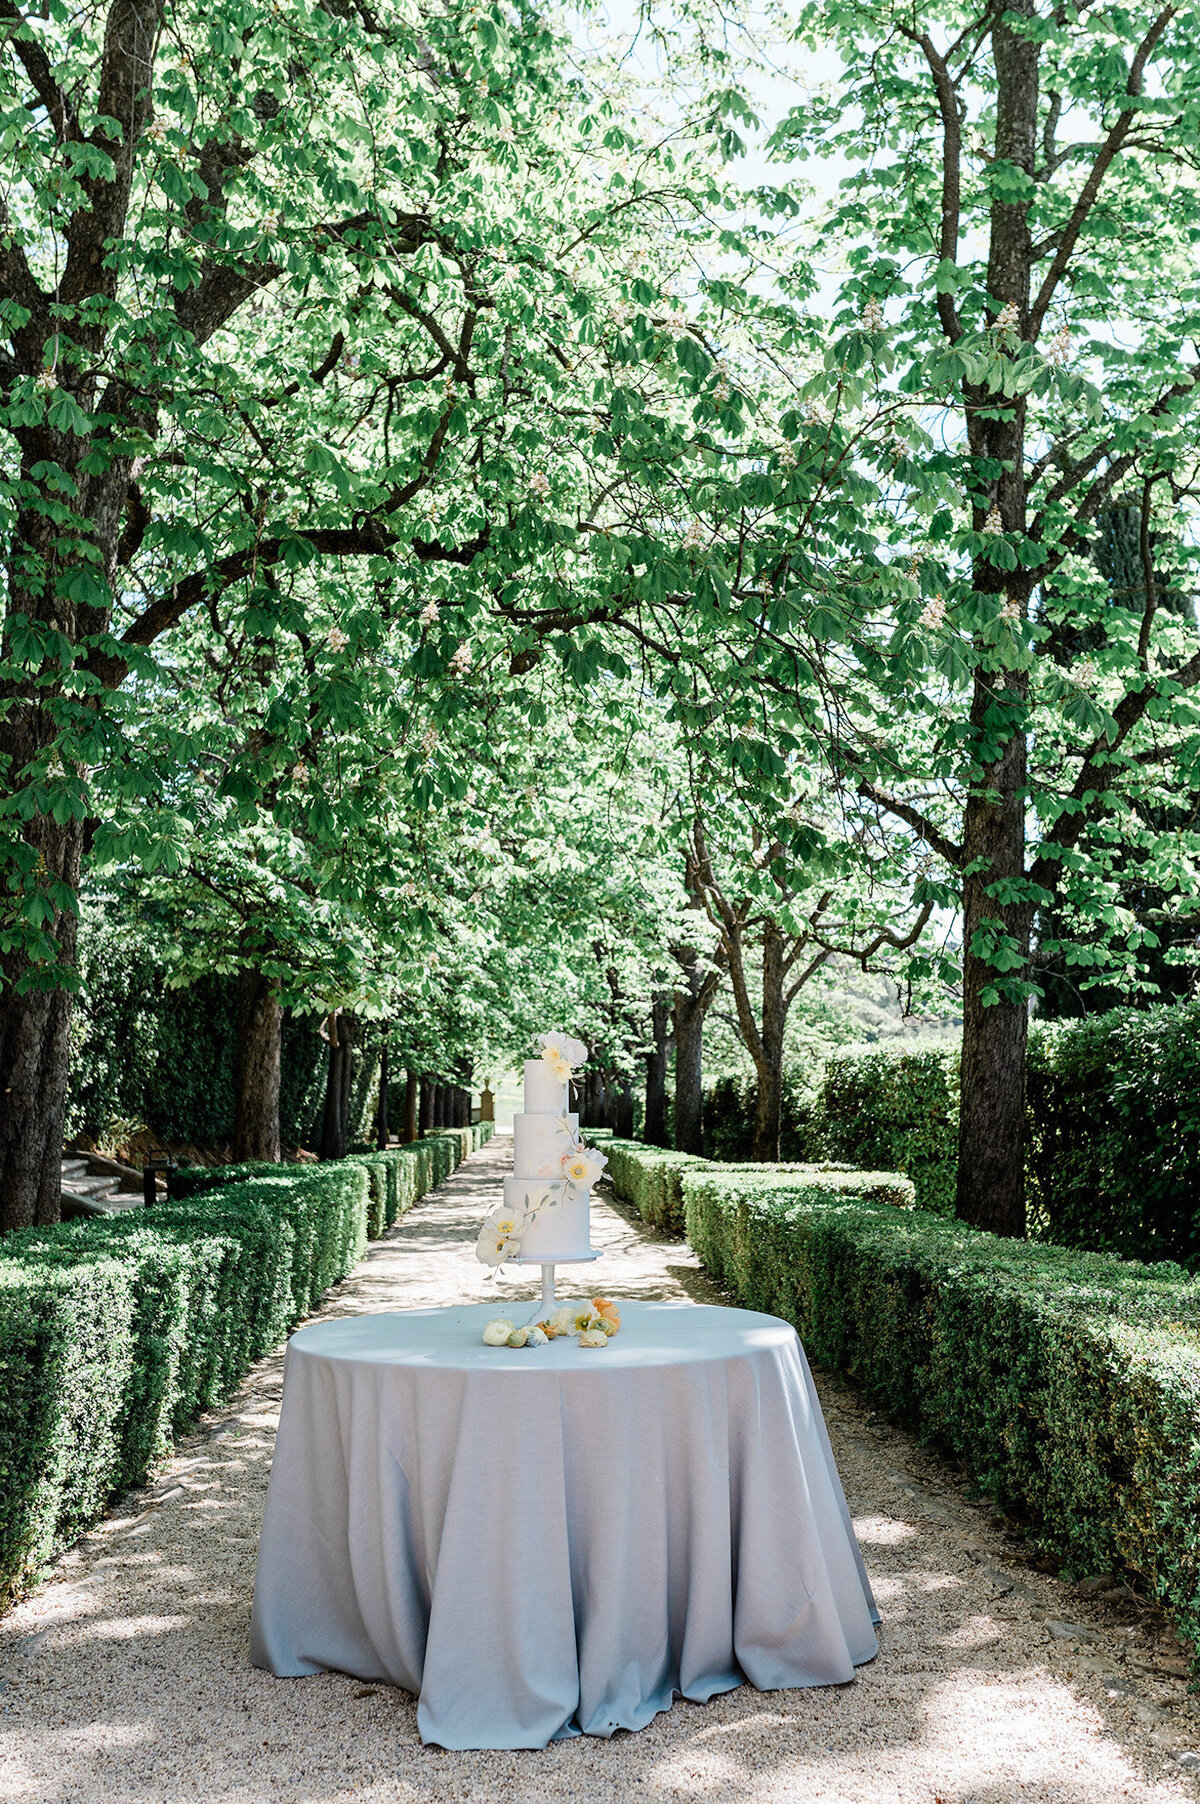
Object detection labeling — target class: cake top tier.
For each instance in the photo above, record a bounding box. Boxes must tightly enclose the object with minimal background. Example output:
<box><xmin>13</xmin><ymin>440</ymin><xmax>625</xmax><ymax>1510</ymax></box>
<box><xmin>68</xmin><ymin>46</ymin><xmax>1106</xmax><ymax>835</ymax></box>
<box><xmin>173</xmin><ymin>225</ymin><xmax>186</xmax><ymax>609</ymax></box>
<box><xmin>522</xmin><ymin>1032</ymin><xmax>589</xmax><ymax>1117</ymax></box>
<box><xmin>523</xmin><ymin>1058</ymin><xmax>568</xmax><ymax>1117</ymax></box>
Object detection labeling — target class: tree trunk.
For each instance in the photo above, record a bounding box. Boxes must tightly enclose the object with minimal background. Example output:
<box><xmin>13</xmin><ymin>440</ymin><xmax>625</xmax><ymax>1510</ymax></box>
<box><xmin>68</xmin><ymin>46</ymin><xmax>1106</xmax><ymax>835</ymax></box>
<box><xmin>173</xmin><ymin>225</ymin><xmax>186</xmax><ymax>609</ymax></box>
<box><xmin>404</xmin><ymin>1069</ymin><xmax>419</xmax><ymax>1143</ymax></box>
<box><xmin>375</xmin><ymin>1040</ymin><xmax>390</xmax><ymax>1149</ymax></box>
<box><xmin>673</xmin><ymin>988</ymin><xmax>707</xmax><ymax>1154</ymax></box>
<box><xmin>320</xmin><ymin>1013</ymin><xmax>353</xmax><ymax>1160</ymax></box>
<box><xmin>955</xmin><ymin>3</ymin><xmax>1039</xmax><ymax>1237</ymax></box>
<box><xmin>614</xmin><ymin>1079</ymin><xmax>635</xmax><ymax>1139</ymax></box>
<box><xmin>956</xmin><ymin>687</ymin><xmax>1031</xmax><ymax>1235</ymax></box>
<box><xmin>232</xmin><ymin>968</ymin><xmax>282</xmax><ymax>1163</ymax></box>
<box><xmin>643</xmin><ymin>995</ymin><xmax>671</xmax><ymax>1146</ymax></box>
<box><xmin>0</xmin><ymin>831</ymin><xmax>80</xmax><ymax>1232</ymax></box>
<box><xmin>750</xmin><ymin>923</ymin><xmax>786</xmax><ymax>1162</ymax></box>
<box><xmin>419</xmin><ymin>1074</ymin><xmax>433</xmax><ymax>1132</ymax></box>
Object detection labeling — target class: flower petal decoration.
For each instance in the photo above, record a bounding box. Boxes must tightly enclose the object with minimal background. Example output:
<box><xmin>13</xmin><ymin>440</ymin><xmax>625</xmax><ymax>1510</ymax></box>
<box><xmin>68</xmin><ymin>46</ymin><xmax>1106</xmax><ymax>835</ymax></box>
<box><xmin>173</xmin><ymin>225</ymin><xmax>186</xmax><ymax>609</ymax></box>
<box><xmin>541</xmin><ymin>1046</ymin><xmax>572</xmax><ymax>1083</ymax></box>
<box><xmin>475</xmin><ymin>1214</ymin><xmax>526</xmax><ymax>1267</ymax></box>
<box><xmin>539</xmin><ymin>1030</ymin><xmax>588</xmax><ymax>1071</ymax></box>
<box><xmin>482</xmin><ymin>1318</ymin><xmax>514</xmax><ymax>1345</ymax></box>
<box><xmin>592</xmin><ymin>1297</ymin><xmax>621</xmax><ymax>1334</ymax></box>
<box><xmin>562</xmin><ymin>1144</ymin><xmax>607</xmax><ymax>1185</ymax></box>
<box><xmin>578</xmin><ymin>1329</ymin><xmax>609</xmax><ymax>1349</ymax></box>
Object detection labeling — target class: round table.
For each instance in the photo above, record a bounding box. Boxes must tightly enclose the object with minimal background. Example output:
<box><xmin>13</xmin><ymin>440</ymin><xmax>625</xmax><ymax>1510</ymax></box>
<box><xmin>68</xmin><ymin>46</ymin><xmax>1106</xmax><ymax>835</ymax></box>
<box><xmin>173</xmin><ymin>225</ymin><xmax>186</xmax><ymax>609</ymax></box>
<box><xmin>250</xmin><ymin>1300</ymin><xmax>879</xmax><ymax>1749</ymax></box>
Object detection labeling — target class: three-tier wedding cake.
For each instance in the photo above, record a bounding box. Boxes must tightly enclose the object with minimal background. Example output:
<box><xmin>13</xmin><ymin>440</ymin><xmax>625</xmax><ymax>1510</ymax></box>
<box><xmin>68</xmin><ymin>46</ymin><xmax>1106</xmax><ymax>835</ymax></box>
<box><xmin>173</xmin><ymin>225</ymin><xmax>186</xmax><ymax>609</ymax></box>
<box><xmin>475</xmin><ymin>1033</ymin><xmax>607</xmax><ymax>1268</ymax></box>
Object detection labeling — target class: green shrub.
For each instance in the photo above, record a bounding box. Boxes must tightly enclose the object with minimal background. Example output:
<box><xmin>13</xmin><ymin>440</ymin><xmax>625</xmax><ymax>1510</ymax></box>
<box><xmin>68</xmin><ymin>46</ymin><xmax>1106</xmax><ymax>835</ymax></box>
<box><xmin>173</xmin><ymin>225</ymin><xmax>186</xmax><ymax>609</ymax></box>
<box><xmin>0</xmin><ymin>1261</ymin><xmax>136</xmax><ymax>1606</ymax></box>
<box><xmin>819</xmin><ymin>1048</ymin><xmax>958</xmax><ymax>1214</ymax></box>
<box><xmin>0</xmin><ymin>1112</ymin><xmax>485</xmax><ymax>1609</ymax></box>
<box><xmin>604</xmin><ymin>1140</ymin><xmax>714</xmax><ymax>1234</ymax></box>
<box><xmin>682</xmin><ymin>1166</ymin><xmax>1200</xmax><ymax>1669</ymax></box>
<box><xmin>0</xmin><ymin>1160</ymin><xmax>371</xmax><ymax>1607</ymax></box>
<box><xmin>703</xmin><ymin>1072</ymin><xmax>824</xmax><ymax>1162</ymax></box>
<box><xmin>1027</xmin><ymin>1006</ymin><xmax>1200</xmax><ymax>1266</ymax></box>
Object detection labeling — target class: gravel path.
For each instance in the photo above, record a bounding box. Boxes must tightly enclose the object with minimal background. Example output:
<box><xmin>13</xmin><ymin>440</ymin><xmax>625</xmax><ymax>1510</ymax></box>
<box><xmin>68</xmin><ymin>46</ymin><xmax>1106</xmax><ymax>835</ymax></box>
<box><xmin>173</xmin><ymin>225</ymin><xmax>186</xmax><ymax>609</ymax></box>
<box><xmin>3</xmin><ymin>1135</ymin><xmax>1199</xmax><ymax>1804</ymax></box>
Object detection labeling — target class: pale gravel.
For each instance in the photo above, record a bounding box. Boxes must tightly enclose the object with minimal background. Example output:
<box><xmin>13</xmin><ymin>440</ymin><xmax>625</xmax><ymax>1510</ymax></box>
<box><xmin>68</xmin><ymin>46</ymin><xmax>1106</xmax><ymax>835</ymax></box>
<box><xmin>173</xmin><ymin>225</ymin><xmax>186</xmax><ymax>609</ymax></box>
<box><xmin>3</xmin><ymin>1134</ymin><xmax>1199</xmax><ymax>1804</ymax></box>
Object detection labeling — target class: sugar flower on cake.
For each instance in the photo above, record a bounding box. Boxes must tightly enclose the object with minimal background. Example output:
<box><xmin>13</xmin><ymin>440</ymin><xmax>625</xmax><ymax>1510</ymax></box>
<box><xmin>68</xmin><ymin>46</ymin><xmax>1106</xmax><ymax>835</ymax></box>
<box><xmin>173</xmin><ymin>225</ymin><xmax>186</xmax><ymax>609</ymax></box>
<box><xmin>538</xmin><ymin>1030</ymin><xmax>588</xmax><ymax>1082</ymax></box>
<box><xmin>475</xmin><ymin>1209</ymin><xmax>526</xmax><ymax>1268</ymax></box>
<box><xmin>562</xmin><ymin>1144</ymin><xmax>608</xmax><ymax>1186</ymax></box>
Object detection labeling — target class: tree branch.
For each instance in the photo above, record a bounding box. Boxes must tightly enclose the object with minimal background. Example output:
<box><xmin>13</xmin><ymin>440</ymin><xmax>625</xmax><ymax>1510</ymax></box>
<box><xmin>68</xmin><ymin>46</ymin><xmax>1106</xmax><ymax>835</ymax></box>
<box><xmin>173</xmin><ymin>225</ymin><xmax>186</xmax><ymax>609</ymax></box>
<box><xmin>1028</xmin><ymin>7</ymin><xmax>1176</xmax><ymax>339</ymax></box>
<box><xmin>900</xmin><ymin>25</ymin><xmax>964</xmax><ymax>343</ymax></box>
<box><xmin>857</xmin><ymin>778</ymin><xmax>964</xmax><ymax>868</ymax></box>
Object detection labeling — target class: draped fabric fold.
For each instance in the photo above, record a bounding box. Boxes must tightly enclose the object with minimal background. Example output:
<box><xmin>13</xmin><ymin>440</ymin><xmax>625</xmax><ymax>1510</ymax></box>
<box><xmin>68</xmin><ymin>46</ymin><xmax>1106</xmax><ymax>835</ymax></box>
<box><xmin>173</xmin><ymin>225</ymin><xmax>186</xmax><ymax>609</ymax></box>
<box><xmin>250</xmin><ymin>1301</ymin><xmax>878</xmax><ymax>1749</ymax></box>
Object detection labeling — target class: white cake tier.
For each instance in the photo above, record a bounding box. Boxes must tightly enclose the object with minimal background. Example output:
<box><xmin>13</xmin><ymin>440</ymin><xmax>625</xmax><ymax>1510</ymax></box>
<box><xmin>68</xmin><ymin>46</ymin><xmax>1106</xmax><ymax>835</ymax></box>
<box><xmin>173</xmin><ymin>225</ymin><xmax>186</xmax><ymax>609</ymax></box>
<box><xmin>523</xmin><ymin>1057</ymin><xmax>569</xmax><ymax>1116</ymax></box>
<box><xmin>506</xmin><ymin>1175</ymin><xmax>592</xmax><ymax>1261</ymax></box>
<box><xmin>513</xmin><ymin>1111</ymin><xmax>579</xmax><ymax>1181</ymax></box>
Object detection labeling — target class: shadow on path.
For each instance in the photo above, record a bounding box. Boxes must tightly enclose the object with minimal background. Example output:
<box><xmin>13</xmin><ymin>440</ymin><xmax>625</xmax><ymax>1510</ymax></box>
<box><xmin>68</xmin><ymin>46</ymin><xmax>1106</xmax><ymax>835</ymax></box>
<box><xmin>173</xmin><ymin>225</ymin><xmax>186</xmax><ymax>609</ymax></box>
<box><xmin>1</xmin><ymin>1136</ymin><xmax>1196</xmax><ymax>1803</ymax></box>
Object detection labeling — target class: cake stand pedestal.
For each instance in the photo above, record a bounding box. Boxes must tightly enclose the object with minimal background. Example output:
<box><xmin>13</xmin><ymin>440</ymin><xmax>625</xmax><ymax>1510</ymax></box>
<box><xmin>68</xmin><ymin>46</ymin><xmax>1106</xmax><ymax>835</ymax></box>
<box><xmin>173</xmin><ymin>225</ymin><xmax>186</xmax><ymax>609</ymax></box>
<box><xmin>511</xmin><ymin>1252</ymin><xmax>603</xmax><ymax>1313</ymax></box>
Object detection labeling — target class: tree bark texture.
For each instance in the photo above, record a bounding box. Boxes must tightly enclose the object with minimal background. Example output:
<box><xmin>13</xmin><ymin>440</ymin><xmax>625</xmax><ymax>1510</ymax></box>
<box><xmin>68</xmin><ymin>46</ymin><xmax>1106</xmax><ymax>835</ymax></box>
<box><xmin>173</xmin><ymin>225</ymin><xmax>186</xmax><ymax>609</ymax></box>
<box><xmin>643</xmin><ymin>995</ymin><xmax>671</xmax><ymax>1146</ymax></box>
<box><xmin>751</xmin><ymin>923</ymin><xmax>786</xmax><ymax>1163</ymax></box>
<box><xmin>375</xmin><ymin>1042</ymin><xmax>390</xmax><ymax>1149</ymax></box>
<box><xmin>955</xmin><ymin>0</ymin><xmax>1040</xmax><ymax>1236</ymax></box>
<box><xmin>673</xmin><ymin>990</ymin><xmax>707</xmax><ymax>1155</ymax></box>
<box><xmin>419</xmin><ymin>1075</ymin><xmax>433</xmax><ymax>1132</ymax></box>
<box><xmin>0</xmin><ymin>836</ymin><xmax>80</xmax><ymax>1232</ymax></box>
<box><xmin>403</xmin><ymin>1069</ymin><xmax>419</xmax><ymax>1143</ymax></box>
<box><xmin>319</xmin><ymin>1013</ymin><xmax>355</xmax><ymax>1160</ymax></box>
<box><xmin>231</xmin><ymin>968</ymin><xmax>282</xmax><ymax>1163</ymax></box>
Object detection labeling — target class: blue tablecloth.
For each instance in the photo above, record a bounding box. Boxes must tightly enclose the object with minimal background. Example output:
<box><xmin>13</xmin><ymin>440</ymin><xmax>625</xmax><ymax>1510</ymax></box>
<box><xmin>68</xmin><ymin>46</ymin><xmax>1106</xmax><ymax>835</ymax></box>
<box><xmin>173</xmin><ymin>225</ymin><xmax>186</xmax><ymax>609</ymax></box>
<box><xmin>250</xmin><ymin>1299</ymin><xmax>878</xmax><ymax>1748</ymax></box>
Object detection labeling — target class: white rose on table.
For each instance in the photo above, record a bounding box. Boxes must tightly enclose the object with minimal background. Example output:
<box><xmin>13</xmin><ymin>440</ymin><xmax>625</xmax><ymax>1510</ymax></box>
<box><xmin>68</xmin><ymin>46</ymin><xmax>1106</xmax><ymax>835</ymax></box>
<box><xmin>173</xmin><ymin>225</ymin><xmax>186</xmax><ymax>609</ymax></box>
<box><xmin>561</xmin><ymin>1145</ymin><xmax>608</xmax><ymax>1186</ymax></box>
<box><xmin>577</xmin><ymin>1329</ymin><xmax>609</xmax><ymax>1349</ymax></box>
<box><xmin>482</xmin><ymin>1318</ymin><xmax>514</xmax><ymax>1345</ymax></box>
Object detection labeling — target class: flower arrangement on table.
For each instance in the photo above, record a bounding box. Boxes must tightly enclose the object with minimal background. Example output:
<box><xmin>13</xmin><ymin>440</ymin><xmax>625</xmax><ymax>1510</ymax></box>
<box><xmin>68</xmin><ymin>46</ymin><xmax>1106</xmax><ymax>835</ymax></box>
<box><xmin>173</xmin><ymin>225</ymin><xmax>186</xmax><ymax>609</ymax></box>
<box><xmin>474</xmin><ymin>1031</ymin><xmax>608</xmax><ymax>1271</ymax></box>
<box><xmin>482</xmin><ymin>1297</ymin><xmax>621</xmax><ymax>1350</ymax></box>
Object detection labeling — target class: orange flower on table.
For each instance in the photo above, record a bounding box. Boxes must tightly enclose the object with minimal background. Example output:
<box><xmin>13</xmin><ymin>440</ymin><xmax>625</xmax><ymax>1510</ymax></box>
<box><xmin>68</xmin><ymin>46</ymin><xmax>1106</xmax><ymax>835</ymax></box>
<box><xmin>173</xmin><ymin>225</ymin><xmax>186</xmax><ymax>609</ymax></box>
<box><xmin>592</xmin><ymin>1297</ymin><xmax>621</xmax><ymax>1335</ymax></box>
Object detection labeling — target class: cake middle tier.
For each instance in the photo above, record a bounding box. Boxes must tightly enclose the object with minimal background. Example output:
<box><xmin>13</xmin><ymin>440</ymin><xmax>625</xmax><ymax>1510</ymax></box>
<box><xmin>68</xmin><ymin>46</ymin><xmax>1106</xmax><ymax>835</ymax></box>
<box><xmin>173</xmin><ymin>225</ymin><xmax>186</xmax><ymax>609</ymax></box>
<box><xmin>505</xmin><ymin>1175</ymin><xmax>592</xmax><ymax>1261</ymax></box>
<box><xmin>512</xmin><ymin>1111</ymin><xmax>580</xmax><ymax>1180</ymax></box>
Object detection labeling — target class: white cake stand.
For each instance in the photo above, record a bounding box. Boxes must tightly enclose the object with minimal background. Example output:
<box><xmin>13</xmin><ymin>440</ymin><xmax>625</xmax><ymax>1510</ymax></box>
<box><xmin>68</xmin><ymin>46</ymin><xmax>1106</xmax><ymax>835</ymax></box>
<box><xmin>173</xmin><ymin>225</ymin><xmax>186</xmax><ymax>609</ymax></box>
<box><xmin>511</xmin><ymin>1252</ymin><xmax>603</xmax><ymax>1313</ymax></box>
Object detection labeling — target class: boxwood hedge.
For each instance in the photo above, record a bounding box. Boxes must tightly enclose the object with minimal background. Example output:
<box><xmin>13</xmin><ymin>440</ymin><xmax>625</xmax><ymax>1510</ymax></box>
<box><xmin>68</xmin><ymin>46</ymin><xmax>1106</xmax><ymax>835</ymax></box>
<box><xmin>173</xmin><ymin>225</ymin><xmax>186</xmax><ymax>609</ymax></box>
<box><xmin>0</xmin><ymin>1123</ymin><xmax>491</xmax><ymax>1609</ymax></box>
<box><xmin>682</xmin><ymin>1165</ymin><xmax>1200</xmax><ymax>1667</ymax></box>
<box><xmin>604</xmin><ymin>1139</ymin><xmax>912</xmax><ymax>1235</ymax></box>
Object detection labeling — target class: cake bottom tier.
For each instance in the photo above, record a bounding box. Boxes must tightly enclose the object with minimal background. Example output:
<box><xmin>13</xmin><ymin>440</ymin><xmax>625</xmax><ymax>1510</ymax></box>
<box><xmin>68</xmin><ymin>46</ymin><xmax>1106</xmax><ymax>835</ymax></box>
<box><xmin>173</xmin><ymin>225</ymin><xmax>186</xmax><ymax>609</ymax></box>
<box><xmin>505</xmin><ymin>1176</ymin><xmax>592</xmax><ymax>1261</ymax></box>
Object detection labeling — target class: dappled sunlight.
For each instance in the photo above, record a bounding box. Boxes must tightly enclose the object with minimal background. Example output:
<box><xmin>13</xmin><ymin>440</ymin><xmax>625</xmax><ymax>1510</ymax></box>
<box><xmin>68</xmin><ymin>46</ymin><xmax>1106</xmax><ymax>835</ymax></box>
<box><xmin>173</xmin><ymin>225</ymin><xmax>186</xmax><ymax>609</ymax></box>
<box><xmin>3</xmin><ymin>1140</ymin><xmax>1195</xmax><ymax>1804</ymax></box>
<box><xmin>851</xmin><ymin>1515</ymin><xmax>919</xmax><ymax>1545</ymax></box>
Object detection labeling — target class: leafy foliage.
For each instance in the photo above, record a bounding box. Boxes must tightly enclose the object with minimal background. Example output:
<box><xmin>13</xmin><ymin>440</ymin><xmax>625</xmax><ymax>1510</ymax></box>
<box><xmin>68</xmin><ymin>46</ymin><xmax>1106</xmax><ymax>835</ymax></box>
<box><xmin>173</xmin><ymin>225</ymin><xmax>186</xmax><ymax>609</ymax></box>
<box><xmin>1027</xmin><ymin>1007</ymin><xmax>1200</xmax><ymax>1267</ymax></box>
<box><xmin>682</xmin><ymin>1167</ymin><xmax>1200</xmax><ymax>1671</ymax></box>
<box><xmin>0</xmin><ymin>1126</ymin><xmax>488</xmax><ymax>1604</ymax></box>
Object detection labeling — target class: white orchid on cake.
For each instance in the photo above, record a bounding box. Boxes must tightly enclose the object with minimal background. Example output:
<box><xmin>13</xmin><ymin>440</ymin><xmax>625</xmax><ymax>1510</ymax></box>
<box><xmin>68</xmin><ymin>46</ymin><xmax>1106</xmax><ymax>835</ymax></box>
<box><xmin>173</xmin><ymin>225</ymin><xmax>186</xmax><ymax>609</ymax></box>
<box><xmin>538</xmin><ymin>1030</ymin><xmax>588</xmax><ymax>1084</ymax></box>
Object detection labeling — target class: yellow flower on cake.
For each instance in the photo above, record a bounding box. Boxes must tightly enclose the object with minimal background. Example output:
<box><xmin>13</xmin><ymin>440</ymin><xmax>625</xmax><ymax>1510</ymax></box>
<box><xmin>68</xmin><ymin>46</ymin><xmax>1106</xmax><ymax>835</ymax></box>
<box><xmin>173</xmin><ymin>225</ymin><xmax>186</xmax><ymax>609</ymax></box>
<box><xmin>542</xmin><ymin>1046</ymin><xmax>572</xmax><ymax>1083</ymax></box>
<box><xmin>475</xmin><ymin>1210</ymin><xmax>525</xmax><ymax>1268</ymax></box>
<box><xmin>562</xmin><ymin>1145</ymin><xmax>607</xmax><ymax>1185</ymax></box>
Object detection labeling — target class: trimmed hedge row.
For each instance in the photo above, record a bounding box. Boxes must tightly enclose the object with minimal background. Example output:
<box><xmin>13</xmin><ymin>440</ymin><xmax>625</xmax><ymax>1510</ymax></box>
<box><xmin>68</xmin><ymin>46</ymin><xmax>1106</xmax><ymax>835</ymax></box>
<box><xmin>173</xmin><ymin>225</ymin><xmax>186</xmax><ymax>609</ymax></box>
<box><xmin>603</xmin><ymin>1139</ymin><xmax>913</xmax><ymax>1234</ymax></box>
<box><xmin>1026</xmin><ymin>1007</ymin><xmax>1200</xmax><ymax>1266</ymax></box>
<box><xmin>0</xmin><ymin>1124</ymin><xmax>490</xmax><ymax>1609</ymax></box>
<box><xmin>603</xmin><ymin>1140</ymin><xmax>711</xmax><ymax>1233</ymax></box>
<box><xmin>681</xmin><ymin>1165</ymin><xmax>1200</xmax><ymax>1666</ymax></box>
<box><xmin>820</xmin><ymin>1049</ymin><xmax>958</xmax><ymax>1215</ymax></box>
<box><xmin>169</xmin><ymin>1125</ymin><xmax>493</xmax><ymax>1242</ymax></box>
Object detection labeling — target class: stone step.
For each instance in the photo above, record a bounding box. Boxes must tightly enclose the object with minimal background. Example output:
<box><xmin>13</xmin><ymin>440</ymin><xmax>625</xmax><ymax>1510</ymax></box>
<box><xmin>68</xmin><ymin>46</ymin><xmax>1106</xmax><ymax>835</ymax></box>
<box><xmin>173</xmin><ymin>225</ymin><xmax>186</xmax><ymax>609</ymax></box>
<box><xmin>60</xmin><ymin>1146</ymin><xmax>153</xmax><ymax>1219</ymax></box>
